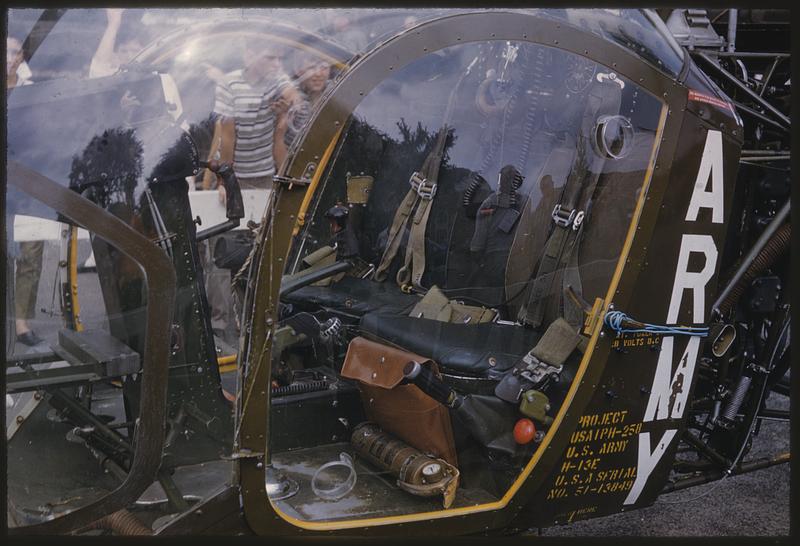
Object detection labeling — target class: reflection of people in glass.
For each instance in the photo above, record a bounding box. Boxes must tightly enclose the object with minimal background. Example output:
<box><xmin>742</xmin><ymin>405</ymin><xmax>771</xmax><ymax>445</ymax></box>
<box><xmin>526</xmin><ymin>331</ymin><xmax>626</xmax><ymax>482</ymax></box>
<box><xmin>6</xmin><ymin>36</ymin><xmax>32</xmax><ymax>89</ymax></box>
<box><xmin>89</xmin><ymin>8</ymin><xmax>144</xmax><ymax>79</ymax></box>
<box><xmin>321</xmin><ymin>10</ymin><xmax>368</xmax><ymax>52</ymax></box>
<box><xmin>200</xmin><ymin>38</ymin><xmax>297</xmax><ymax>340</ymax></box>
<box><xmin>282</xmin><ymin>52</ymin><xmax>331</xmax><ymax>146</ymax></box>
<box><xmin>203</xmin><ymin>38</ymin><xmax>297</xmax><ymax>193</ymax></box>
<box><xmin>8</xmin><ymin>35</ymin><xmax>45</xmax><ymax>346</ymax></box>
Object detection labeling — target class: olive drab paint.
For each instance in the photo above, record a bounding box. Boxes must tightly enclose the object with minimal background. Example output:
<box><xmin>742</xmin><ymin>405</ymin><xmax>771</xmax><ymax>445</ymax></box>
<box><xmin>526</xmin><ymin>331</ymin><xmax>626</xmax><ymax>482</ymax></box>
<box><xmin>624</xmin><ymin>130</ymin><xmax>724</xmax><ymax>505</ymax></box>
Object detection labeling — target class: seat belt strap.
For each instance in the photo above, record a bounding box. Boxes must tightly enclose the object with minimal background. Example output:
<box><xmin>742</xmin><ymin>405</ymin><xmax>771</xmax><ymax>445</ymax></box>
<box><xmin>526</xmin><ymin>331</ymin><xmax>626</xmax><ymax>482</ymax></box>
<box><xmin>519</xmin><ymin>80</ymin><xmax>622</xmax><ymax>328</ymax></box>
<box><xmin>374</xmin><ymin>188</ymin><xmax>419</xmax><ymax>282</ymax></box>
<box><xmin>396</xmin><ymin>194</ymin><xmax>434</xmax><ymax>287</ymax></box>
<box><xmin>376</xmin><ymin>125</ymin><xmax>448</xmax><ymax>289</ymax></box>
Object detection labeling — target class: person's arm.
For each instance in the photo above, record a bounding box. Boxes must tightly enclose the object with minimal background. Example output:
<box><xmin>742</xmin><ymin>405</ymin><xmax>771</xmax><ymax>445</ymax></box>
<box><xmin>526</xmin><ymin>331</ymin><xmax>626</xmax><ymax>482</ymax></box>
<box><xmin>7</xmin><ymin>58</ymin><xmax>21</xmax><ymax>89</ymax></box>
<box><xmin>271</xmin><ymin>84</ymin><xmax>299</xmax><ymax>172</ymax></box>
<box><xmin>207</xmin><ymin>78</ymin><xmax>237</xmax><ymax>199</ymax></box>
<box><xmin>215</xmin><ymin>117</ymin><xmax>236</xmax><ymax>203</ymax></box>
<box><xmin>90</xmin><ymin>8</ymin><xmax>124</xmax><ymax>78</ymax></box>
<box><xmin>218</xmin><ymin>117</ymin><xmax>236</xmax><ymax>164</ymax></box>
<box><xmin>201</xmin><ymin>118</ymin><xmax>223</xmax><ymax>189</ymax></box>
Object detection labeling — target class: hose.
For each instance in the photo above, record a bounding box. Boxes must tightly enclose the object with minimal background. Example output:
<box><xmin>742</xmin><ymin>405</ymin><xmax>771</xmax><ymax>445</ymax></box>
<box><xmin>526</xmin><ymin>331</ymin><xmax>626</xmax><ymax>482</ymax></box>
<box><xmin>82</xmin><ymin>509</ymin><xmax>152</xmax><ymax>535</ymax></box>
<box><xmin>716</xmin><ymin>221</ymin><xmax>790</xmax><ymax>316</ymax></box>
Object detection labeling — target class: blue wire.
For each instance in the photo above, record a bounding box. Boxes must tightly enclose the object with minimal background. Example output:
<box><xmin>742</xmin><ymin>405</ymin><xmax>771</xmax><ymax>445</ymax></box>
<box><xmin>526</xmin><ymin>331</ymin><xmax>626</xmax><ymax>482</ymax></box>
<box><xmin>604</xmin><ymin>310</ymin><xmax>709</xmax><ymax>337</ymax></box>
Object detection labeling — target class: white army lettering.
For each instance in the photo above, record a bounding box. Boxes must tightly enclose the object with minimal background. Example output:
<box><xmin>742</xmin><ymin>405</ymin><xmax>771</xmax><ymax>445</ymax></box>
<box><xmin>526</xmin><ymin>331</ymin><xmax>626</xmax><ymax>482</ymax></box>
<box><xmin>624</xmin><ymin>130</ymin><xmax>723</xmax><ymax>505</ymax></box>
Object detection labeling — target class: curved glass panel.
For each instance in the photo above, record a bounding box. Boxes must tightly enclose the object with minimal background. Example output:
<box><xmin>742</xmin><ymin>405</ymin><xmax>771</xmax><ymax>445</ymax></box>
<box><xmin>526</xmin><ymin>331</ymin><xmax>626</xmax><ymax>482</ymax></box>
<box><xmin>272</xmin><ymin>40</ymin><xmax>663</xmax><ymax>523</ymax></box>
<box><xmin>5</xmin><ymin>197</ymin><xmax>146</xmax><ymax>525</ymax></box>
<box><xmin>546</xmin><ymin>8</ymin><xmax>685</xmax><ymax>77</ymax></box>
<box><xmin>6</xmin><ymin>7</ymin><xmax>353</xmax><ymax>530</ymax></box>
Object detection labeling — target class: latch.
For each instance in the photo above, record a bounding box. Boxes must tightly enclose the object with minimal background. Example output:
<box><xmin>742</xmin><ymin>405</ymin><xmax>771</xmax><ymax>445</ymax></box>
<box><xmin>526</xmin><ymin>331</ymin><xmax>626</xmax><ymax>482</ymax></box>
<box><xmin>273</xmin><ymin>175</ymin><xmax>312</xmax><ymax>190</ymax></box>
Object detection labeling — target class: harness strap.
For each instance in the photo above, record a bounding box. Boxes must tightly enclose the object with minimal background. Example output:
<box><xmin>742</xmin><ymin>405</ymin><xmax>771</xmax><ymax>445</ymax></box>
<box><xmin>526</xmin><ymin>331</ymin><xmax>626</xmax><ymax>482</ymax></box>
<box><xmin>519</xmin><ymin>80</ymin><xmax>622</xmax><ymax>328</ymax></box>
<box><xmin>375</xmin><ymin>126</ymin><xmax>449</xmax><ymax>288</ymax></box>
<box><xmin>373</xmin><ymin>188</ymin><xmax>419</xmax><ymax>282</ymax></box>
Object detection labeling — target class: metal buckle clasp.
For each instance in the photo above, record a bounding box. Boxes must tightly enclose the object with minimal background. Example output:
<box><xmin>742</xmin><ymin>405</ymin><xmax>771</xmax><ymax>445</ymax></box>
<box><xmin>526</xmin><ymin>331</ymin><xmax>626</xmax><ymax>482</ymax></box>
<box><xmin>410</xmin><ymin>172</ymin><xmax>437</xmax><ymax>201</ymax></box>
<box><xmin>519</xmin><ymin>352</ymin><xmax>563</xmax><ymax>385</ymax></box>
<box><xmin>572</xmin><ymin>210</ymin><xmax>585</xmax><ymax>231</ymax></box>
<box><xmin>552</xmin><ymin>204</ymin><xmax>576</xmax><ymax>228</ymax></box>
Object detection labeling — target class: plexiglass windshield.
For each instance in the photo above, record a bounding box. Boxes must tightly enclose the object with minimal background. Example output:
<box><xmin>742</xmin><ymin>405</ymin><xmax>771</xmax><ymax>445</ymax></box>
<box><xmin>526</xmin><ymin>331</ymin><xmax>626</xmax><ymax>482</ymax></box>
<box><xmin>272</xmin><ymin>38</ymin><xmax>664</xmax><ymax>523</ymax></box>
<box><xmin>5</xmin><ymin>7</ymin><xmax>354</xmax><ymax>529</ymax></box>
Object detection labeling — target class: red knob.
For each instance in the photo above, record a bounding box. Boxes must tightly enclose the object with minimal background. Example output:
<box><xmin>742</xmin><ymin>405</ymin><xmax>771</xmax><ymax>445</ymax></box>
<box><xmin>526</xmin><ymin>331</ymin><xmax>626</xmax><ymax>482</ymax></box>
<box><xmin>513</xmin><ymin>418</ymin><xmax>536</xmax><ymax>445</ymax></box>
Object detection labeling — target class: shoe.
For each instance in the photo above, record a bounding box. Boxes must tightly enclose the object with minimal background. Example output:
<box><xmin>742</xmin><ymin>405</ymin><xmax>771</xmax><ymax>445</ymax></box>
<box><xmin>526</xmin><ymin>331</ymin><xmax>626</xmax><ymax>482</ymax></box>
<box><xmin>17</xmin><ymin>331</ymin><xmax>44</xmax><ymax>346</ymax></box>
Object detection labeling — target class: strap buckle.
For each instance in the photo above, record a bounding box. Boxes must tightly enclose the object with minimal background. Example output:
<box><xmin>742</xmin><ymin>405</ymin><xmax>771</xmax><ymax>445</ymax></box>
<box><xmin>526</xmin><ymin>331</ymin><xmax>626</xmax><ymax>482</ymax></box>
<box><xmin>551</xmin><ymin>204</ymin><xmax>576</xmax><ymax>227</ymax></box>
<box><xmin>519</xmin><ymin>353</ymin><xmax>563</xmax><ymax>385</ymax></box>
<box><xmin>410</xmin><ymin>172</ymin><xmax>437</xmax><ymax>201</ymax></box>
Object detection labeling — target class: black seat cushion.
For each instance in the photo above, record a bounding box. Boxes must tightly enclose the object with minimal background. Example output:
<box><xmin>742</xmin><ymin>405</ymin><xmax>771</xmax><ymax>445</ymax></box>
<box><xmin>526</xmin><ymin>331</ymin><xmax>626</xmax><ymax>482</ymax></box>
<box><xmin>283</xmin><ymin>276</ymin><xmax>420</xmax><ymax>317</ymax></box>
<box><xmin>359</xmin><ymin>313</ymin><xmax>540</xmax><ymax>377</ymax></box>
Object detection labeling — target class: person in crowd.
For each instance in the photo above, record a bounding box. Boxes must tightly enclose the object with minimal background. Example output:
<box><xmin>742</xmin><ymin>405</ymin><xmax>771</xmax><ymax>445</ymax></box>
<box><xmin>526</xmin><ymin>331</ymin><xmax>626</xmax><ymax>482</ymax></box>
<box><xmin>200</xmin><ymin>37</ymin><xmax>299</xmax><ymax>340</ymax></box>
<box><xmin>7</xmin><ymin>36</ymin><xmax>45</xmax><ymax>346</ymax></box>
<box><xmin>281</xmin><ymin>52</ymin><xmax>332</xmax><ymax>147</ymax></box>
<box><xmin>89</xmin><ymin>8</ymin><xmax>145</xmax><ymax>79</ymax></box>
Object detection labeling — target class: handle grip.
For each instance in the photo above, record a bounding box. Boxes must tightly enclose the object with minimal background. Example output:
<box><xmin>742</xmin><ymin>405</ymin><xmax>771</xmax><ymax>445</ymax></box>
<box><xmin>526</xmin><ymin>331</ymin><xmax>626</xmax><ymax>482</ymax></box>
<box><xmin>403</xmin><ymin>361</ymin><xmax>457</xmax><ymax>407</ymax></box>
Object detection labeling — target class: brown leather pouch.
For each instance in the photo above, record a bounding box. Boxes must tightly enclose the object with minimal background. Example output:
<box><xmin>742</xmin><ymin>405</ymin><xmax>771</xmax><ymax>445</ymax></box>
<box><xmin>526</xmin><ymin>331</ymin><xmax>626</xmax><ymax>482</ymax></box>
<box><xmin>341</xmin><ymin>336</ymin><xmax>458</xmax><ymax>466</ymax></box>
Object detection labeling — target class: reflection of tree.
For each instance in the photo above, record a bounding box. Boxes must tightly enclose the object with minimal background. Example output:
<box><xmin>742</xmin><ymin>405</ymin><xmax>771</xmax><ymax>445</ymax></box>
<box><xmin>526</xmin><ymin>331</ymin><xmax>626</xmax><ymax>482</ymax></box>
<box><xmin>68</xmin><ymin>127</ymin><xmax>143</xmax><ymax>211</ymax></box>
<box><xmin>68</xmin><ymin>127</ymin><xmax>146</xmax><ymax>355</ymax></box>
<box><xmin>396</xmin><ymin>119</ymin><xmax>455</xmax><ymax>165</ymax></box>
<box><xmin>304</xmin><ymin>115</ymin><xmax>461</xmax><ymax>286</ymax></box>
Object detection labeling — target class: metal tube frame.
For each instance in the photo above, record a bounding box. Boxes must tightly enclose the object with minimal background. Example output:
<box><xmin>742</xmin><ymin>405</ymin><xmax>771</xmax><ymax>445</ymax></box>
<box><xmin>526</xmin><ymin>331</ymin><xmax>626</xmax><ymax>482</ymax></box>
<box><xmin>693</xmin><ymin>51</ymin><xmax>790</xmax><ymax>128</ymax></box>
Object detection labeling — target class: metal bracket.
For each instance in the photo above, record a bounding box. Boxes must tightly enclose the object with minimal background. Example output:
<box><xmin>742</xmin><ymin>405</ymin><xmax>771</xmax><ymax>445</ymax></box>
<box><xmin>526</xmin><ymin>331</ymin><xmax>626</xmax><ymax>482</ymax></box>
<box><xmin>572</xmin><ymin>210</ymin><xmax>585</xmax><ymax>231</ymax></box>
<box><xmin>220</xmin><ymin>449</ymin><xmax>265</xmax><ymax>460</ymax></box>
<box><xmin>552</xmin><ymin>204</ymin><xmax>576</xmax><ymax>228</ymax></box>
<box><xmin>273</xmin><ymin>175</ymin><xmax>311</xmax><ymax>190</ymax></box>
<box><xmin>519</xmin><ymin>353</ymin><xmax>563</xmax><ymax>385</ymax></box>
<box><xmin>410</xmin><ymin>171</ymin><xmax>437</xmax><ymax>200</ymax></box>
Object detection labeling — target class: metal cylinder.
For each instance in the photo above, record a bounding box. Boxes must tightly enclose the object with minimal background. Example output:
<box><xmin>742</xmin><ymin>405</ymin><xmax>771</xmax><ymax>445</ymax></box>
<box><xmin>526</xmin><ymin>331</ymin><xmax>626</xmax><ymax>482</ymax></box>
<box><xmin>351</xmin><ymin>422</ymin><xmax>459</xmax><ymax>508</ymax></box>
<box><xmin>351</xmin><ymin>422</ymin><xmax>442</xmax><ymax>483</ymax></box>
<box><xmin>727</xmin><ymin>9</ymin><xmax>738</xmax><ymax>53</ymax></box>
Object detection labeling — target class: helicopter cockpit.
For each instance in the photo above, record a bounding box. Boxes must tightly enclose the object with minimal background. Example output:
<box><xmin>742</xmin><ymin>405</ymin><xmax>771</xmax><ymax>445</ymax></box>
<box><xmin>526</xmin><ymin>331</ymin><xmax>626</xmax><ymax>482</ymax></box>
<box><xmin>264</xmin><ymin>34</ymin><xmax>664</xmax><ymax>522</ymax></box>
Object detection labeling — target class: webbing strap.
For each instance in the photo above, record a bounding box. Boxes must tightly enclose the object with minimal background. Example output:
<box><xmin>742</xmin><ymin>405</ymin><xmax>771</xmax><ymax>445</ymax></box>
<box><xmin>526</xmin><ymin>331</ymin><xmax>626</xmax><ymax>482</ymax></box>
<box><xmin>374</xmin><ymin>126</ymin><xmax>449</xmax><ymax>288</ymax></box>
<box><xmin>519</xmin><ymin>215</ymin><xmax>577</xmax><ymax>327</ymax></box>
<box><xmin>530</xmin><ymin>317</ymin><xmax>581</xmax><ymax>368</ymax></box>
<box><xmin>561</xmin><ymin>235</ymin><xmax>585</xmax><ymax>328</ymax></box>
<box><xmin>396</xmin><ymin>196</ymin><xmax>434</xmax><ymax>287</ymax></box>
<box><xmin>519</xmin><ymin>80</ymin><xmax>622</xmax><ymax>328</ymax></box>
<box><xmin>373</xmin><ymin>188</ymin><xmax>418</xmax><ymax>282</ymax></box>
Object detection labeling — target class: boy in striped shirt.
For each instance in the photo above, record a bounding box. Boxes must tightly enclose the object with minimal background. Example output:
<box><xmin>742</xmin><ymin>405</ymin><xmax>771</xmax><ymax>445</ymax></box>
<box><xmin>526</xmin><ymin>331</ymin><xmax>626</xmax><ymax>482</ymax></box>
<box><xmin>204</xmin><ymin>38</ymin><xmax>299</xmax><ymax>197</ymax></box>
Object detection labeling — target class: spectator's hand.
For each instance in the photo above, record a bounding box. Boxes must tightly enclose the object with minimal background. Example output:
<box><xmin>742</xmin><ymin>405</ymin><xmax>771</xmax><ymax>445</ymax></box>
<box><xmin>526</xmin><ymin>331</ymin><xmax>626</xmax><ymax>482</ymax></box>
<box><xmin>218</xmin><ymin>181</ymin><xmax>227</xmax><ymax>206</ymax></box>
<box><xmin>202</xmin><ymin>62</ymin><xmax>225</xmax><ymax>84</ymax></box>
<box><xmin>270</xmin><ymin>95</ymin><xmax>291</xmax><ymax>118</ymax></box>
<box><xmin>105</xmin><ymin>8</ymin><xmax>125</xmax><ymax>25</ymax></box>
<box><xmin>201</xmin><ymin>169</ymin><xmax>216</xmax><ymax>190</ymax></box>
<box><xmin>120</xmin><ymin>90</ymin><xmax>140</xmax><ymax>110</ymax></box>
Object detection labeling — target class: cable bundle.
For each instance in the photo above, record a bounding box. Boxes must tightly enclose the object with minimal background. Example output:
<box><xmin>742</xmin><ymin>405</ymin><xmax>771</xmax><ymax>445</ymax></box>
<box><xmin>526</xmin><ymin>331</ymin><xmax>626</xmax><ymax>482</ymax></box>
<box><xmin>603</xmin><ymin>310</ymin><xmax>709</xmax><ymax>337</ymax></box>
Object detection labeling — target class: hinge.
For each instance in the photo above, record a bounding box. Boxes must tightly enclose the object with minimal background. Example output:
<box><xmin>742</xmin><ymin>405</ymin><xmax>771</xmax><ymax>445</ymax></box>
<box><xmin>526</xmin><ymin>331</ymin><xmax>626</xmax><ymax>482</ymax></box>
<box><xmin>273</xmin><ymin>175</ymin><xmax>311</xmax><ymax>190</ymax></box>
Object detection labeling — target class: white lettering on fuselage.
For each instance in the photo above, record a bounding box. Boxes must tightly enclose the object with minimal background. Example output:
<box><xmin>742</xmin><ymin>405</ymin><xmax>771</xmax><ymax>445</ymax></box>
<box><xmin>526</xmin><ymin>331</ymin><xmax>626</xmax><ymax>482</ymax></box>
<box><xmin>685</xmin><ymin>129</ymin><xmax>725</xmax><ymax>224</ymax></box>
<box><xmin>624</xmin><ymin>130</ymin><xmax>723</xmax><ymax>505</ymax></box>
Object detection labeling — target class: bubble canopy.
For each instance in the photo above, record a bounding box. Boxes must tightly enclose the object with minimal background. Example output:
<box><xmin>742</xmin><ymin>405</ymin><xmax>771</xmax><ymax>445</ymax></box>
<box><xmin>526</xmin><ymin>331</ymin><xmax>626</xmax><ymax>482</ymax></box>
<box><xmin>248</xmin><ymin>13</ymin><xmax>667</xmax><ymax>529</ymax></box>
